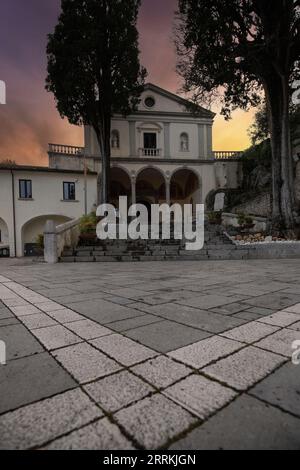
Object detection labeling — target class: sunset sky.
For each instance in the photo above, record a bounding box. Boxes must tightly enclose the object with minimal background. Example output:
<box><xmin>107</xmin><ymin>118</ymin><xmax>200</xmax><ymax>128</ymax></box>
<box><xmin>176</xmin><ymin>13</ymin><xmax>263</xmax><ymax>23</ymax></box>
<box><xmin>0</xmin><ymin>0</ymin><xmax>254</xmax><ymax>166</ymax></box>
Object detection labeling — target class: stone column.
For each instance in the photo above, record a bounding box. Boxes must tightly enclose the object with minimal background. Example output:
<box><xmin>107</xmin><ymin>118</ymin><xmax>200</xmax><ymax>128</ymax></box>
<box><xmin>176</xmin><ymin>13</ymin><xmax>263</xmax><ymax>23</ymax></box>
<box><xmin>131</xmin><ymin>176</ymin><xmax>136</xmax><ymax>206</ymax></box>
<box><xmin>129</xmin><ymin>121</ymin><xmax>136</xmax><ymax>157</ymax></box>
<box><xmin>166</xmin><ymin>179</ymin><xmax>171</xmax><ymax>206</ymax></box>
<box><xmin>44</xmin><ymin>220</ymin><xmax>58</xmax><ymax>264</ymax></box>
<box><xmin>164</xmin><ymin>122</ymin><xmax>171</xmax><ymax>159</ymax></box>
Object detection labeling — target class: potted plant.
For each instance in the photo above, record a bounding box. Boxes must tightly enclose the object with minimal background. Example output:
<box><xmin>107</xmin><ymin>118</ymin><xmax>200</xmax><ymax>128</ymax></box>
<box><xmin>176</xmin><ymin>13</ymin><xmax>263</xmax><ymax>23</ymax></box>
<box><xmin>207</xmin><ymin>211</ymin><xmax>222</xmax><ymax>225</ymax></box>
<box><xmin>79</xmin><ymin>212</ymin><xmax>98</xmax><ymax>245</ymax></box>
<box><xmin>237</xmin><ymin>213</ymin><xmax>255</xmax><ymax>232</ymax></box>
<box><xmin>35</xmin><ymin>234</ymin><xmax>44</xmax><ymax>256</ymax></box>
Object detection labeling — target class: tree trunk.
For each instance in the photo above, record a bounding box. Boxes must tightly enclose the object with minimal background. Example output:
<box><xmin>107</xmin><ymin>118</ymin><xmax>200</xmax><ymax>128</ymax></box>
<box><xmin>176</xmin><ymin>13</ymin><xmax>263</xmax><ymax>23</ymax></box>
<box><xmin>94</xmin><ymin>113</ymin><xmax>111</xmax><ymax>205</ymax></box>
<box><xmin>264</xmin><ymin>75</ymin><xmax>295</xmax><ymax>232</ymax></box>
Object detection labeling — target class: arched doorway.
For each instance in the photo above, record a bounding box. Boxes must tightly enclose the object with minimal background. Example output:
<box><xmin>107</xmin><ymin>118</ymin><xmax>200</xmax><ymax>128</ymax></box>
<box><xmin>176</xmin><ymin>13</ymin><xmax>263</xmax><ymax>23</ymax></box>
<box><xmin>0</xmin><ymin>217</ymin><xmax>10</xmax><ymax>257</ymax></box>
<box><xmin>170</xmin><ymin>169</ymin><xmax>201</xmax><ymax>211</ymax></box>
<box><xmin>21</xmin><ymin>215</ymin><xmax>71</xmax><ymax>257</ymax></box>
<box><xmin>136</xmin><ymin>168</ymin><xmax>166</xmax><ymax>206</ymax></box>
<box><xmin>110</xmin><ymin>167</ymin><xmax>131</xmax><ymax>208</ymax></box>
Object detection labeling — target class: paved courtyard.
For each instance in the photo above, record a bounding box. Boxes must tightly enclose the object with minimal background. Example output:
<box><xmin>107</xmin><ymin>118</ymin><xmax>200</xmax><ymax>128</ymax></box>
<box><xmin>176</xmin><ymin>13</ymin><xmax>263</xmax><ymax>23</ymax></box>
<box><xmin>0</xmin><ymin>258</ymin><xmax>300</xmax><ymax>450</ymax></box>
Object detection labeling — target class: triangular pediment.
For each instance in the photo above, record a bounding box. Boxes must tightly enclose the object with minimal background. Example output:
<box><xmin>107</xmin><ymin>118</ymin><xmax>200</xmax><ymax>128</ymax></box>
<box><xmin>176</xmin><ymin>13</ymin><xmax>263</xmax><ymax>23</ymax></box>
<box><xmin>135</xmin><ymin>83</ymin><xmax>215</xmax><ymax>118</ymax></box>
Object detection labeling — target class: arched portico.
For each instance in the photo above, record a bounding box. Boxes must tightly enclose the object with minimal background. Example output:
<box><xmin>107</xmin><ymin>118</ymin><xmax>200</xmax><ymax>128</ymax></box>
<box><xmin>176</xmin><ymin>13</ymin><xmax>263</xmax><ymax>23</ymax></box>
<box><xmin>110</xmin><ymin>166</ymin><xmax>132</xmax><ymax>208</ymax></box>
<box><xmin>0</xmin><ymin>217</ymin><xmax>10</xmax><ymax>257</ymax></box>
<box><xmin>135</xmin><ymin>167</ymin><xmax>167</xmax><ymax>205</ymax></box>
<box><xmin>21</xmin><ymin>215</ymin><xmax>71</xmax><ymax>257</ymax></box>
<box><xmin>170</xmin><ymin>168</ymin><xmax>202</xmax><ymax>209</ymax></box>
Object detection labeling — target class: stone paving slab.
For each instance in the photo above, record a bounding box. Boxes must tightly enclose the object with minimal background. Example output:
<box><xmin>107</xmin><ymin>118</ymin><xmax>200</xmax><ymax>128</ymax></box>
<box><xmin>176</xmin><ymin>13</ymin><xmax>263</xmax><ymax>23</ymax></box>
<box><xmin>115</xmin><ymin>394</ymin><xmax>197</xmax><ymax>449</ymax></box>
<box><xmin>20</xmin><ymin>313</ymin><xmax>57</xmax><ymax>330</ymax></box>
<box><xmin>33</xmin><ymin>325</ymin><xmax>82</xmax><ymax>351</ymax></box>
<box><xmin>64</xmin><ymin>319</ymin><xmax>112</xmax><ymax>340</ymax></box>
<box><xmin>90</xmin><ymin>334</ymin><xmax>157</xmax><ymax>367</ymax></box>
<box><xmin>170</xmin><ymin>395</ymin><xmax>300</xmax><ymax>450</ymax></box>
<box><xmin>66</xmin><ymin>299</ymin><xmax>144</xmax><ymax>325</ymax></box>
<box><xmin>242</xmin><ymin>292</ymin><xmax>300</xmax><ymax>310</ymax></box>
<box><xmin>53</xmin><ymin>343</ymin><xmax>122</xmax><ymax>384</ymax></box>
<box><xmin>164</xmin><ymin>375</ymin><xmax>237</xmax><ymax>420</ymax></box>
<box><xmin>131</xmin><ymin>356</ymin><xmax>192</xmax><ymax>389</ymax></box>
<box><xmin>250</xmin><ymin>363</ymin><xmax>300</xmax><ymax>417</ymax></box>
<box><xmin>1</xmin><ymin>259</ymin><xmax>300</xmax><ymax>450</ymax></box>
<box><xmin>0</xmin><ymin>352</ymin><xmax>76</xmax><ymax>414</ymax></box>
<box><xmin>257</xmin><ymin>311</ymin><xmax>300</xmax><ymax>327</ymax></box>
<box><xmin>124</xmin><ymin>320</ymin><xmax>211</xmax><ymax>353</ymax></box>
<box><xmin>255</xmin><ymin>329</ymin><xmax>300</xmax><ymax>357</ymax></box>
<box><xmin>221</xmin><ymin>321</ymin><xmax>280</xmax><ymax>344</ymax></box>
<box><xmin>177</xmin><ymin>294</ymin><xmax>244</xmax><ymax>310</ymax></box>
<box><xmin>46</xmin><ymin>308</ymin><xmax>83</xmax><ymax>324</ymax></box>
<box><xmin>132</xmin><ymin>302</ymin><xmax>247</xmax><ymax>334</ymax></box>
<box><xmin>203</xmin><ymin>346</ymin><xmax>286</xmax><ymax>391</ymax></box>
<box><xmin>43</xmin><ymin>418</ymin><xmax>135</xmax><ymax>450</ymax></box>
<box><xmin>0</xmin><ymin>324</ymin><xmax>43</xmax><ymax>360</ymax></box>
<box><xmin>84</xmin><ymin>370</ymin><xmax>154</xmax><ymax>413</ymax></box>
<box><xmin>108</xmin><ymin>314</ymin><xmax>163</xmax><ymax>332</ymax></box>
<box><xmin>0</xmin><ymin>388</ymin><xmax>102</xmax><ymax>450</ymax></box>
<box><xmin>169</xmin><ymin>336</ymin><xmax>244</xmax><ymax>369</ymax></box>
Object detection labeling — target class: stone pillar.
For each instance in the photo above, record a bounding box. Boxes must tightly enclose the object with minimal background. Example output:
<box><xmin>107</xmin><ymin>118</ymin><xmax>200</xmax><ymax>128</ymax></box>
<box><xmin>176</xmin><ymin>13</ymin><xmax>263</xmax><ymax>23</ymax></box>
<box><xmin>129</xmin><ymin>121</ymin><xmax>136</xmax><ymax>157</ymax></box>
<box><xmin>131</xmin><ymin>177</ymin><xmax>136</xmax><ymax>206</ymax></box>
<box><xmin>164</xmin><ymin>122</ymin><xmax>171</xmax><ymax>159</ymax></box>
<box><xmin>198</xmin><ymin>124</ymin><xmax>205</xmax><ymax>159</ymax></box>
<box><xmin>207</xmin><ymin>124</ymin><xmax>213</xmax><ymax>159</ymax></box>
<box><xmin>44</xmin><ymin>220</ymin><xmax>58</xmax><ymax>264</ymax></box>
<box><xmin>166</xmin><ymin>179</ymin><xmax>171</xmax><ymax>206</ymax></box>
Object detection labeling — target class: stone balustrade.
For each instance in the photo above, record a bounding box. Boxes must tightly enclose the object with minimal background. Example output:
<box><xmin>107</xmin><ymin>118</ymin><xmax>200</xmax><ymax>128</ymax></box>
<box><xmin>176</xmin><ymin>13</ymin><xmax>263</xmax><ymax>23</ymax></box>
<box><xmin>44</xmin><ymin>218</ymin><xmax>81</xmax><ymax>264</ymax></box>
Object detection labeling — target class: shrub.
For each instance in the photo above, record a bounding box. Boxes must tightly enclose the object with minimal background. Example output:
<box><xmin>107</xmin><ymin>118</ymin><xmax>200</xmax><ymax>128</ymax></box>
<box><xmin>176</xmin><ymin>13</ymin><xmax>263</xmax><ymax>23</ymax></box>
<box><xmin>79</xmin><ymin>212</ymin><xmax>98</xmax><ymax>234</ymax></box>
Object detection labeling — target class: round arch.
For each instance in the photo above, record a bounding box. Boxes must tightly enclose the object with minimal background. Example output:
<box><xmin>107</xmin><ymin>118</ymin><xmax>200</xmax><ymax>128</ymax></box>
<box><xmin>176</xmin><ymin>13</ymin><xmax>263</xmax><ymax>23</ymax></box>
<box><xmin>110</xmin><ymin>166</ymin><xmax>132</xmax><ymax>208</ymax></box>
<box><xmin>0</xmin><ymin>217</ymin><xmax>9</xmax><ymax>246</ymax></box>
<box><xmin>170</xmin><ymin>168</ymin><xmax>202</xmax><ymax>208</ymax></box>
<box><xmin>136</xmin><ymin>167</ymin><xmax>166</xmax><ymax>205</ymax></box>
<box><xmin>21</xmin><ymin>214</ymin><xmax>71</xmax><ymax>257</ymax></box>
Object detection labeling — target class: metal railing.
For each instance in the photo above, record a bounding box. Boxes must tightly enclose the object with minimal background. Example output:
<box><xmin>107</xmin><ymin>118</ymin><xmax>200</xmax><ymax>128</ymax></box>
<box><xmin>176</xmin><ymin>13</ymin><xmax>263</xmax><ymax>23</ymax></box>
<box><xmin>48</xmin><ymin>144</ymin><xmax>84</xmax><ymax>156</ymax></box>
<box><xmin>214</xmin><ymin>151</ymin><xmax>244</xmax><ymax>160</ymax></box>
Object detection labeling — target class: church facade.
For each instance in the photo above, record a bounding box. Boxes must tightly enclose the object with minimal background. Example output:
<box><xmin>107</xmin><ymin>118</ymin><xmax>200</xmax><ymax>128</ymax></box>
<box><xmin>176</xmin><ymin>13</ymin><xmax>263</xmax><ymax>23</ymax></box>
<box><xmin>49</xmin><ymin>83</ymin><xmax>242</xmax><ymax>211</ymax></box>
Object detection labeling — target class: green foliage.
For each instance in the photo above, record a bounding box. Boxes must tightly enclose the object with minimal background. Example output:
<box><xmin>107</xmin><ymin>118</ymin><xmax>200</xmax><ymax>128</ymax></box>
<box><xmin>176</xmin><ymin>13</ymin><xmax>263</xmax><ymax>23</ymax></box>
<box><xmin>237</xmin><ymin>213</ymin><xmax>254</xmax><ymax>227</ymax></box>
<box><xmin>36</xmin><ymin>234</ymin><xmax>44</xmax><ymax>249</ymax></box>
<box><xmin>248</xmin><ymin>103</ymin><xmax>270</xmax><ymax>145</ymax></box>
<box><xmin>79</xmin><ymin>212</ymin><xmax>98</xmax><ymax>234</ymax></box>
<box><xmin>207</xmin><ymin>211</ymin><xmax>222</xmax><ymax>224</ymax></box>
<box><xmin>46</xmin><ymin>0</ymin><xmax>146</xmax><ymax>203</ymax></box>
<box><xmin>177</xmin><ymin>0</ymin><xmax>299</xmax><ymax>118</ymax></box>
<box><xmin>46</xmin><ymin>0</ymin><xmax>146</xmax><ymax>126</ymax></box>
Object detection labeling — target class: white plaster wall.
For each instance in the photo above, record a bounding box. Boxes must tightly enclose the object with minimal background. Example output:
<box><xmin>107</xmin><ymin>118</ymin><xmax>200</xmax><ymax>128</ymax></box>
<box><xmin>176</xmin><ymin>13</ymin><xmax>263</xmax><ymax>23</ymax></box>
<box><xmin>0</xmin><ymin>171</ymin><xmax>15</xmax><ymax>256</ymax></box>
<box><xmin>169</xmin><ymin>122</ymin><xmax>199</xmax><ymax>159</ymax></box>
<box><xmin>137</xmin><ymin>90</ymin><xmax>186</xmax><ymax>113</ymax></box>
<box><xmin>0</xmin><ymin>218</ymin><xmax>9</xmax><ymax>245</ymax></box>
<box><xmin>0</xmin><ymin>170</ymin><xmax>97</xmax><ymax>257</ymax></box>
<box><xmin>22</xmin><ymin>215</ymin><xmax>71</xmax><ymax>245</ymax></box>
<box><xmin>111</xmin><ymin>120</ymin><xmax>130</xmax><ymax>158</ymax></box>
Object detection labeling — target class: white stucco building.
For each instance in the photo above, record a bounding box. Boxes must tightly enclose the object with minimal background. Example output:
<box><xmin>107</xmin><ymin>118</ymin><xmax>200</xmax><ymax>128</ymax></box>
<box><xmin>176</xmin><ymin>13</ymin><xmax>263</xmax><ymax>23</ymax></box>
<box><xmin>49</xmin><ymin>84</ymin><xmax>241</xmax><ymax>209</ymax></box>
<box><xmin>0</xmin><ymin>166</ymin><xmax>97</xmax><ymax>257</ymax></box>
<box><xmin>0</xmin><ymin>83</ymin><xmax>242</xmax><ymax>258</ymax></box>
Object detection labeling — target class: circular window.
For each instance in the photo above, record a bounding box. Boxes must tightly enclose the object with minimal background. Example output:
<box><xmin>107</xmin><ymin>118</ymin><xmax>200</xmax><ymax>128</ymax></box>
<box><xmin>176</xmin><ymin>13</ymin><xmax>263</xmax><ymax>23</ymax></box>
<box><xmin>144</xmin><ymin>96</ymin><xmax>155</xmax><ymax>108</ymax></box>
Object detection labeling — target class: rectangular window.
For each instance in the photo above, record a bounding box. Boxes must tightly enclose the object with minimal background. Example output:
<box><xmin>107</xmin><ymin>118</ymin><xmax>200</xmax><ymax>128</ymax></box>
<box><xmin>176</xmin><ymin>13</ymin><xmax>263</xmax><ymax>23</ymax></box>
<box><xmin>144</xmin><ymin>133</ymin><xmax>157</xmax><ymax>149</ymax></box>
<box><xmin>63</xmin><ymin>182</ymin><xmax>76</xmax><ymax>201</ymax></box>
<box><xmin>19</xmin><ymin>180</ymin><xmax>32</xmax><ymax>199</ymax></box>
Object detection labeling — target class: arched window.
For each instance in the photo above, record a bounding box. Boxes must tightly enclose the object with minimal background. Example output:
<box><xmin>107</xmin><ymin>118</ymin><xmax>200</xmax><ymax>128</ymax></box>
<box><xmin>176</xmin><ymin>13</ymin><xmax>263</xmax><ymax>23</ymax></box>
<box><xmin>180</xmin><ymin>133</ymin><xmax>189</xmax><ymax>152</ymax></box>
<box><xmin>111</xmin><ymin>130</ymin><xmax>120</xmax><ymax>149</ymax></box>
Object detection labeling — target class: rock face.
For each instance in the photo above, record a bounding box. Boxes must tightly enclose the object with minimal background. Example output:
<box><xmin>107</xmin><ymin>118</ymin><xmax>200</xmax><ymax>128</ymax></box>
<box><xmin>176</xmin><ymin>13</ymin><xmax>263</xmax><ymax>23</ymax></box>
<box><xmin>295</xmin><ymin>161</ymin><xmax>300</xmax><ymax>207</ymax></box>
<box><xmin>246</xmin><ymin>165</ymin><xmax>272</xmax><ymax>190</ymax></box>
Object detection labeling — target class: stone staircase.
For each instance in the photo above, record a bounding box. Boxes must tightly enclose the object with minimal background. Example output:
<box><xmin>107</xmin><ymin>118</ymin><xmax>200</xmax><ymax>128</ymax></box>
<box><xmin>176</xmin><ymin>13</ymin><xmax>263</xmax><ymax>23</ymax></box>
<box><xmin>60</xmin><ymin>223</ymin><xmax>244</xmax><ymax>262</ymax></box>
